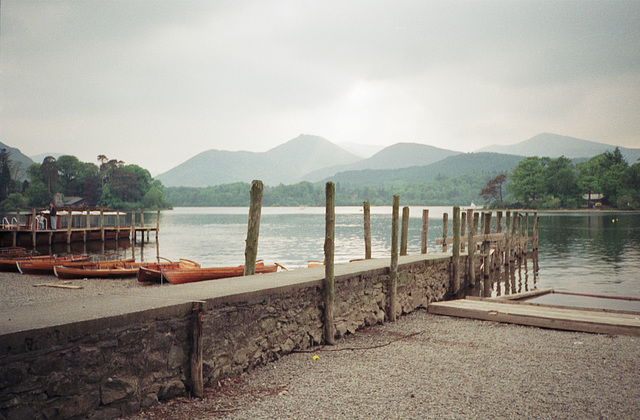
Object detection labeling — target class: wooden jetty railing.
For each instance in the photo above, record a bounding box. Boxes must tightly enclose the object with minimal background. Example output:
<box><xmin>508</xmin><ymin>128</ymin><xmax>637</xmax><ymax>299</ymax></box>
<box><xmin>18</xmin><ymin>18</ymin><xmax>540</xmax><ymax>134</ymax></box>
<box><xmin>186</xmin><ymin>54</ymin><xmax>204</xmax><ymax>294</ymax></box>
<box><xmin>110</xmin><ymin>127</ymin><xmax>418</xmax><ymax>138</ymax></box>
<box><xmin>0</xmin><ymin>209</ymin><xmax>160</xmax><ymax>248</ymax></box>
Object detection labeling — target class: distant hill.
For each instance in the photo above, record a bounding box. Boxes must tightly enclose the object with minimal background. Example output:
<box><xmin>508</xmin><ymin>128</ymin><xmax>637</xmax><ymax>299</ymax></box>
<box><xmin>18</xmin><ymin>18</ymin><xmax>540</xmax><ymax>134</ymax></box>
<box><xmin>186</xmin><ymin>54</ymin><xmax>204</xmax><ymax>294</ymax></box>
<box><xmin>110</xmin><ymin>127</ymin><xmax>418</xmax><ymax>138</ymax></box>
<box><xmin>300</xmin><ymin>143</ymin><xmax>461</xmax><ymax>183</ymax></box>
<box><xmin>0</xmin><ymin>142</ymin><xmax>35</xmax><ymax>181</ymax></box>
<box><xmin>155</xmin><ymin>134</ymin><xmax>361</xmax><ymax>187</ymax></box>
<box><xmin>477</xmin><ymin>133</ymin><xmax>640</xmax><ymax>164</ymax></box>
<box><xmin>29</xmin><ymin>152</ymin><xmax>65</xmax><ymax>163</ymax></box>
<box><xmin>324</xmin><ymin>152</ymin><xmax>524</xmax><ymax>187</ymax></box>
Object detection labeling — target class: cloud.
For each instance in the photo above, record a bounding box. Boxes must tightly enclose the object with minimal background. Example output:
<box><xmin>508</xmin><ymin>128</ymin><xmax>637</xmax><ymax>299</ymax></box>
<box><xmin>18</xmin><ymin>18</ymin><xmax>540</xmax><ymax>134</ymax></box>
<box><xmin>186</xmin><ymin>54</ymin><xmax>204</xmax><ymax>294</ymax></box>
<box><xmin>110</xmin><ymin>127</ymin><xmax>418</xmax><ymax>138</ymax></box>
<box><xmin>2</xmin><ymin>0</ymin><xmax>639</xmax><ymax>175</ymax></box>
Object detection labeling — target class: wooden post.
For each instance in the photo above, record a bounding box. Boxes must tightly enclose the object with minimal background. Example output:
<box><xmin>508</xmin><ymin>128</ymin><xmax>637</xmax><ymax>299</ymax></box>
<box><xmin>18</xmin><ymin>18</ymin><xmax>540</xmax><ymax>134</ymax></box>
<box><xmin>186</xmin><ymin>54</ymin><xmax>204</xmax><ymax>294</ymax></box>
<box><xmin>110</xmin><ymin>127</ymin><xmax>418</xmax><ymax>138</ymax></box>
<box><xmin>363</xmin><ymin>201</ymin><xmax>371</xmax><ymax>260</ymax></box>
<box><xmin>452</xmin><ymin>206</ymin><xmax>461</xmax><ymax>295</ymax></box>
<box><xmin>400</xmin><ymin>206</ymin><xmax>409</xmax><ymax>256</ymax></box>
<box><xmin>511</xmin><ymin>212</ymin><xmax>518</xmax><ymax>261</ymax></box>
<box><xmin>244</xmin><ymin>180</ymin><xmax>263</xmax><ymax>276</ymax></box>
<box><xmin>31</xmin><ymin>208</ymin><xmax>37</xmax><ymax>247</ymax></box>
<box><xmin>190</xmin><ymin>301</ymin><xmax>204</xmax><ymax>398</ymax></box>
<box><xmin>131</xmin><ymin>212</ymin><xmax>136</xmax><ymax>259</ymax></box>
<box><xmin>505</xmin><ymin>211</ymin><xmax>511</xmax><ymax>265</ymax></box>
<box><xmin>389</xmin><ymin>194</ymin><xmax>399</xmax><ymax>322</ymax></box>
<box><xmin>495</xmin><ymin>211</ymin><xmax>503</xmax><ymax>267</ymax></box>
<box><xmin>533</xmin><ymin>213</ymin><xmax>539</xmax><ymax>251</ymax></box>
<box><xmin>524</xmin><ymin>212</ymin><xmax>529</xmax><ymax>256</ymax></box>
<box><xmin>473</xmin><ymin>212</ymin><xmax>479</xmax><ymax>235</ymax></box>
<box><xmin>67</xmin><ymin>210</ymin><xmax>72</xmax><ymax>244</ymax></box>
<box><xmin>516</xmin><ymin>213</ymin><xmax>522</xmax><ymax>259</ymax></box>
<box><xmin>460</xmin><ymin>212</ymin><xmax>466</xmax><ymax>253</ymax></box>
<box><xmin>442</xmin><ymin>213</ymin><xmax>448</xmax><ymax>252</ymax></box>
<box><xmin>483</xmin><ymin>212</ymin><xmax>492</xmax><ymax>279</ymax></box>
<box><xmin>467</xmin><ymin>209</ymin><xmax>475</xmax><ymax>287</ymax></box>
<box><xmin>100</xmin><ymin>209</ymin><xmax>105</xmax><ymax>242</ymax></box>
<box><xmin>324</xmin><ymin>181</ymin><xmax>336</xmax><ymax>344</ymax></box>
<box><xmin>421</xmin><ymin>209</ymin><xmax>429</xmax><ymax>254</ymax></box>
<box><xmin>156</xmin><ymin>210</ymin><xmax>160</xmax><ymax>242</ymax></box>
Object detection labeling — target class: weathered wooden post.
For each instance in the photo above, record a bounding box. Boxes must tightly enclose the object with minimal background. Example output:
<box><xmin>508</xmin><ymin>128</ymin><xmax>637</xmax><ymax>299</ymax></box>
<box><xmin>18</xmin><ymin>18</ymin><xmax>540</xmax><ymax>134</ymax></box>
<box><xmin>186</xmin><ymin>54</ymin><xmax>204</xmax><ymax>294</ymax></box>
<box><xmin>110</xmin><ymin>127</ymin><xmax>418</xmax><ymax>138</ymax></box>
<box><xmin>505</xmin><ymin>211</ymin><xmax>511</xmax><ymax>265</ymax></box>
<box><xmin>190</xmin><ymin>301</ymin><xmax>205</xmax><ymax>397</ymax></box>
<box><xmin>244</xmin><ymin>180</ymin><xmax>263</xmax><ymax>276</ymax></box>
<box><xmin>324</xmin><ymin>181</ymin><xmax>336</xmax><ymax>344</ymax></box>
<box><xmin>31</xmin><ymin>208</ymin><xmax>37</xmax><ymax>247</ymax></box>
<box><xmin>516</xmin><ymin>213</ymin><xmax>522</xmax><ymax>259</ymax></box>
<box><xmin>115</xmin><ymin>211</ymin><xmax>120</xmax><ymax>241</ymax></box>
<box><xmin>452</xmin><ymin>206</ymin><xmax>461</xmax><ymax>295</ymax></box>
<box><xmin>363</xmin><ymin>201</ymin><xmax>371</xmax><ymax>260</ymax></box>
<box><xmin>524</xmin><ymin>212</ymin><xmax>529</xmax><ymax>256</ymax></box>
<box><xmin>511</xmin><ymin>212</ymin><xmax>518</xmax><ymax>261</ymax></box>
<box><xmin>483</xmin><ymin>212</ymin><xmax>492</xmax><ymax>279</ymax></box>
<box><xmin>389</xmin><ymin>194</ymin><xmax>399</xmax><ymax>322</ymax></box>
<box><xmin>533</xmin><ymin>213</ymin><xmax>539</xmax><ymax>251</ymax></box>
<box><xmin>67</xmin><ymin>210</ymin><xmax>72</xmax><ymax>244</ymax></box>
<box><xmin>131</xmin><ymin>212</ymin><xmax>136</xmax><ymax>259</ymax></box>
<box><xmin>442</xmin><ymin>213</ymin><xmax>448</xmax><ymax>252</ymax></box>
<box><xmin>400</xmin><ymin>206</ymin><xmax>409</xmax><ymax>256</ymax></box>
<box><xmin>467</xmin><ymin>209</ymin><xmax>475</xmax><ymax>287</ymax></box>
<box><xmin>421</xmin><ymin>209</ymin><xmax>429</xmax><ymax>254</ymax></box>
<box><xmin>495</xmin><ymin>211</ymin><xmax>503</xmax><ymax>268</ymax></box>
<box><xmin>460</xmin><ymin>212</ymin><xmax>466</xmax><ymax>253</ymax></box>
<box><xmin>156</xmin><ymin>210</ymin><xmax>160</xmax><ymax>242</ymax></box>
<box><xmin>473</xmin><ymin>212</ymin><xmax>480</xmax><ymax>235</ymax></box>
<box><xmin>85</xmin><ymin>210</ymin><xmax>91</xmax><ymax>243</ymax></box>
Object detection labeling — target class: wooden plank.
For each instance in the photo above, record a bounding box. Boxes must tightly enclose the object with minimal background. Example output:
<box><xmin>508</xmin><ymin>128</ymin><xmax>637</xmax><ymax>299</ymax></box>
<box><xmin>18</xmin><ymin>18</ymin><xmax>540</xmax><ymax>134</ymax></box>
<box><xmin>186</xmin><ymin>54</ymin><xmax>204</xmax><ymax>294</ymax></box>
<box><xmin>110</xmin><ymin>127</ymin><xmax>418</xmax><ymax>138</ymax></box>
<box><xmin>428</xmin><ymin>299</ymin><xmax>640</xmax><ymax>337</ymax></box>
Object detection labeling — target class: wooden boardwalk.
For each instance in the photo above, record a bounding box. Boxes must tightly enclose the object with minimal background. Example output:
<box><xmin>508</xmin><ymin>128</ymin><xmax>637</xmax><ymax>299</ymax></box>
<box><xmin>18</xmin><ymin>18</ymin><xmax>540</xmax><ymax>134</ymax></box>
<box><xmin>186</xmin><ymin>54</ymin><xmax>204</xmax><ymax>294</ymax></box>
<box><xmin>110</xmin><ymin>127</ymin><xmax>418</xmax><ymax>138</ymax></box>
<box><xmin>428</xmin><ymin>297</ymin><xmax>640</xmax><ymax>337</ymax></box>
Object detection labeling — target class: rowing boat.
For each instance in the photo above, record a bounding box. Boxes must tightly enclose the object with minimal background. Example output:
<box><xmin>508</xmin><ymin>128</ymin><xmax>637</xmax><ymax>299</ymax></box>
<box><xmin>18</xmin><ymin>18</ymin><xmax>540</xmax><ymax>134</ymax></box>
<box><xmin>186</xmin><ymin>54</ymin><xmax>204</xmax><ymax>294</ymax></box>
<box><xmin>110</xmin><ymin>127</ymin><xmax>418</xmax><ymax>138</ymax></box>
<box><xmin>161</xmin><ymin>261</ymin><xmax>280</xmax><ymax>285</ymax></box>
<box><xmin>137</xmin><ymin>259</ymin><xmax>200</xmax><ymax>283</ymax></box>
<box><xmin>16</xmin><ymin>255</ymin><xmax>91</xmax><ymax>274</ymax></box>
<box><xmin>54</xmin><ymin>259</ymin><xmax>144</xmax><ymax>279</ymax></box>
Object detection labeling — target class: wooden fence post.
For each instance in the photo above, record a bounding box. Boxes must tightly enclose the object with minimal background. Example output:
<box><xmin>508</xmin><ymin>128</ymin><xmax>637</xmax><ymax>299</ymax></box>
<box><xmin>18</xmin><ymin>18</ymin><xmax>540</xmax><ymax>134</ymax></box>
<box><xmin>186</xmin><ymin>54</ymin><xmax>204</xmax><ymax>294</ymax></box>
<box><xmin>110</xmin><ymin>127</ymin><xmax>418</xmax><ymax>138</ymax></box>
<box><xmin>400</xmin><ymin>206</ymin><xmax>409</xmax><ymax>256</ymax></box>
<box><xmin>533</xmin><ymin>213</ymin><xmax>539</xmax><ymax>251</ymax></box>
<box><xmin>156</xmin><ymin>210</ymin><xmax>160</xmax><ymax>242</ymax></box>
<box><xmin>190</xmin><ymin>301</ymin><xmax>205</xmax><ymax>398</ymax></box>
<box><xmin>244</xmin><ymin>180</ymin><xmax>263</xmax><ymax>276</ymax></box>
<box><xmin>483</xmin><ymin>212</ymin><xmax>492</xmax><ymax>279</ymax></box>
<box><xmin>467</xmin><ymin>209</ymin><xmax>475</xmax><ymax>287</ymax></box>
<box><xmin>389</xmin><ymin>194</ymin><xmax>399</xmax><ymax>322</ymax></box>
<box><xmin>324</xmin><ymin>181</ymin><xmax>336</xmax><ymax>344</ymax></box>
<box><xmin>363</xmin><ymin>201</ymin><xmax>371</xmax><ymax>260</ymax></box>
<box><xmin>452</xmin><ymin>206</ymin><xmax>461</xmax><ymax>295</ymax></box>
<box><xmin>460</xmin><ymin>212</ymin><xmax>466</xmax><ymax>253</ymax></box>
<box><xmin>421</xmin><ymin>209</ymin><xmax>429</xmax><ymax>254</ymax></box>
<box><xmin>442</xmin><ymin>213</ymin><xmax>448</xmax><ymax>252</ymax></box>
<box><xmin>504</xmin><ymin>211</ymin><xmax>511</xmax><ymax>265</ymax></box>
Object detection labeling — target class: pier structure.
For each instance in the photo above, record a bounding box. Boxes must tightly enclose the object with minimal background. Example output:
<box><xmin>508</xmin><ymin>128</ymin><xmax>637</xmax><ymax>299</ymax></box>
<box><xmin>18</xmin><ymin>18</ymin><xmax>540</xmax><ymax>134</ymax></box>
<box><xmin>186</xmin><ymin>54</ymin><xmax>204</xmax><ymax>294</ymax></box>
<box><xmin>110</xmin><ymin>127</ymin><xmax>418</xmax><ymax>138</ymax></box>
<box><xmin>0</xmin><ymin>209</ymin><xmax>159</xmax><ymax>248</ymax></box>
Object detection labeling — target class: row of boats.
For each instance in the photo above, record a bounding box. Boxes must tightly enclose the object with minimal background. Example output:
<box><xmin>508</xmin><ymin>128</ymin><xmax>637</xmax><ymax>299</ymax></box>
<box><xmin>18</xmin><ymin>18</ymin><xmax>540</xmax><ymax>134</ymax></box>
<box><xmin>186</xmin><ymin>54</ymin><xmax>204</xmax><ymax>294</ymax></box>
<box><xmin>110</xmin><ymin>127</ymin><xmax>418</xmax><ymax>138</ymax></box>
<box><xmin>0</xmin><ymin>247</ymin><xmax>281</xmax><ymax>285</ymax></box>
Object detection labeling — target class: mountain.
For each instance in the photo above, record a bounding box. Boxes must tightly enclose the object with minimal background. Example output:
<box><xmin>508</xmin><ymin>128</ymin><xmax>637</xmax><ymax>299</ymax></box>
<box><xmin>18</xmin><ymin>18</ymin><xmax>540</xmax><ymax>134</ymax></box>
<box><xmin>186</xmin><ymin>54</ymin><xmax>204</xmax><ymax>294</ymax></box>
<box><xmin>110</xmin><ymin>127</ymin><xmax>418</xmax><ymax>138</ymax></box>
<box><xmin>300</xmin><ymin>143</ymin><xmax>461</xmax><ymax>183</ymax></box>
<box><xmin>155</xmin><ymin>134</ymin><xmax>361</xmax><ymax>187</ymax></box>
<box><xmin>337</xmin><ymin>142</ymin><xmax>386</xmax><ymax>158</ymax></box>
<box><xmin>323</xmin><ymin>152</ymin><xmax>524</xmax><ymax>187</ymax></box>
<box><xmin>0</xmin><ymin>142</ymin><xmax>35</xmax><ymax>181</ymax></box>
<box><xmin>29</xmin><ymin>152</ymin><xmax>65</xmax><ymax>163</ymax></box>
<box><xmin>477</xmin><ymin>133</ymin><xmax>640</xmax><ymax>164</ymax></box>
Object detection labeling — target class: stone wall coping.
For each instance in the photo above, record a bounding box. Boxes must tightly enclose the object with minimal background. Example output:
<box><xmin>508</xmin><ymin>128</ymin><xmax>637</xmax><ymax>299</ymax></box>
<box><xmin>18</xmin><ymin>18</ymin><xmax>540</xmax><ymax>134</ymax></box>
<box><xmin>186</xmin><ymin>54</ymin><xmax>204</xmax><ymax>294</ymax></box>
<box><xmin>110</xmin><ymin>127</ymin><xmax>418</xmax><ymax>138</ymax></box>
<box><xmin>0</xmin><ymin>253</ymin><xmax>450</xmax><ymax>356</ymax></box>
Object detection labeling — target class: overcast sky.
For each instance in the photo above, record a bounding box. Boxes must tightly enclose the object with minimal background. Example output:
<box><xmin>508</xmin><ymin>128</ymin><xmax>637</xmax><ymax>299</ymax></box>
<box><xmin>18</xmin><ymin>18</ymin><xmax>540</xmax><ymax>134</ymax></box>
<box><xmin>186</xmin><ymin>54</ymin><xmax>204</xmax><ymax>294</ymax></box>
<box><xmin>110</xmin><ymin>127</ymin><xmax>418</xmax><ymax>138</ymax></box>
<box><xmin>2</xmin><ymin>0</ymin><xmax>640</xmax><ymax>175</ymax></box>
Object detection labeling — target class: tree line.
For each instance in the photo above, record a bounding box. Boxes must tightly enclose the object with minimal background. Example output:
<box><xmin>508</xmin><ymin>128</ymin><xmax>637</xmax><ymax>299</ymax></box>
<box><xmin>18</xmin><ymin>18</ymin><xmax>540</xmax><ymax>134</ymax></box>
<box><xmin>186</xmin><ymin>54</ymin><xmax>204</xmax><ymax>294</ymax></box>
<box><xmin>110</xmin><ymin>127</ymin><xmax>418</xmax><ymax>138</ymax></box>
<box><xmin>0</xmin><ymin>150</ymin><xmax>171</xmax><ymax>213</ymax></box>
<box><xmin>481</xmin><ymin>148</ymin><xmax>640</xmax><ymax>209</ymax></box>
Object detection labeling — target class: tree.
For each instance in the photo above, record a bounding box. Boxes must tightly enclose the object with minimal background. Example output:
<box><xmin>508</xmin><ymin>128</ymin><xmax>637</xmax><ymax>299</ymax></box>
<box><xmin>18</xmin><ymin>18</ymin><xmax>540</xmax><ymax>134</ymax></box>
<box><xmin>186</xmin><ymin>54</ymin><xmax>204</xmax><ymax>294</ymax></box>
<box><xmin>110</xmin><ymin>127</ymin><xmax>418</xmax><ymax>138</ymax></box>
<box><xmin>479</xmin><ymin>174</ymin><xmax>507</xmax><ymax>204</ymax></box>
<box><xmin>0</xmin><ymin>149</ymin><xmax>13</xmax><ymax>202</ymax></box>
<box><xmin>40</xmin><ymin>156</ymin><xmax>59</xmax><ymax>193</ymax></box>
<box><xmin>508</xmin><ymin>157</ymin><xmax>548</xmax><ymax>206</ymax></box>
<box><xmin>545</xmin><ymin>156</ymin><xmax>580</xmax><ymax>208</ymax></box>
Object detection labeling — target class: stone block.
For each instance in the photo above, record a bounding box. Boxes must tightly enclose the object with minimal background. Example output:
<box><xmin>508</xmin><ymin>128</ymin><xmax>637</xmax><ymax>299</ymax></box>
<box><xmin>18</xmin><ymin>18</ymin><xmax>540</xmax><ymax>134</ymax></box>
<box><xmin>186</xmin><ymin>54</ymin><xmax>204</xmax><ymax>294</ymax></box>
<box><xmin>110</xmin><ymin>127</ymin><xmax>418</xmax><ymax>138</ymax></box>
<box><xmin>101</xmin><ymin>377</ymin><xmax>137</xmax><ymax>405</ymax></box>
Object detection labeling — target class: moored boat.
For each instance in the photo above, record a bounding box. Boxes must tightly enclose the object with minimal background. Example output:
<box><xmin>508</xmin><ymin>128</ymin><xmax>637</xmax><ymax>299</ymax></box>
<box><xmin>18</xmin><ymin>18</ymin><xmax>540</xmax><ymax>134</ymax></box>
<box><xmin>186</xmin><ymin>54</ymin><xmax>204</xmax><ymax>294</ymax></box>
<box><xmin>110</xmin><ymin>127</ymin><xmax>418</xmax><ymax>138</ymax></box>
<box><xmin>137</xmin><ymin>259</ymin><xmax>200</xmax><ymax>283</ymax></box>
<box><xmin>54</xmin><ymin>259</ymin><xmax>145</xmax><ymax>279</ymax></box>
<box><xmin>161</xmin><ymin>261</ymin><xmax>281</xmax><ymax>285</ymax></box>
<box><xmin>16</xmin><ymin>254</ymin><xmax>91</xmax><ymax>274</ymax></box>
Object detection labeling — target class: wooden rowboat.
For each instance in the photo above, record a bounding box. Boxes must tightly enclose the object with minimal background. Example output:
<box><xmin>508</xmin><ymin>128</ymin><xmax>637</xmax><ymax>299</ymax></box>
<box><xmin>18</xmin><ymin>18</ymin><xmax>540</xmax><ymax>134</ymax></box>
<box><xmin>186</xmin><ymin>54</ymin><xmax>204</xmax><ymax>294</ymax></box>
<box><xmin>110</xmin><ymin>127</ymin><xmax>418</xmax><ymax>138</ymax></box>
<box><xmin>137</xmin><ymin>259</ymin><xmax>200</xmax><ymax>283</ymax></box>
<box><xmin>54</xmin><ymin>259</ymin><xmax>145</xmax><ymax>279</ymax></box>
<box><xmin>16</xmin><ymin>255</ymin><xmax>91</xmax><ymax>274</ymax></box>
<box><xmin>161</xmin><ymin>261</ymin><xmax>280</xmax><ymax>285</ymax></box>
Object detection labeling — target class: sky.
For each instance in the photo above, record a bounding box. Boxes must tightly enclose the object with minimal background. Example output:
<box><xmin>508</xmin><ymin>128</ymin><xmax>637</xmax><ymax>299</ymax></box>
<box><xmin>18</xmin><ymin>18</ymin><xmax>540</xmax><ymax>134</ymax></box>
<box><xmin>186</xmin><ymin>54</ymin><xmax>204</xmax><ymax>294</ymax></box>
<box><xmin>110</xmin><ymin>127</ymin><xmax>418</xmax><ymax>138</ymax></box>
<box><xmin>2</xmin><ymin>0</ymin><xmax>640</xmax><ymax>176</ymax></box>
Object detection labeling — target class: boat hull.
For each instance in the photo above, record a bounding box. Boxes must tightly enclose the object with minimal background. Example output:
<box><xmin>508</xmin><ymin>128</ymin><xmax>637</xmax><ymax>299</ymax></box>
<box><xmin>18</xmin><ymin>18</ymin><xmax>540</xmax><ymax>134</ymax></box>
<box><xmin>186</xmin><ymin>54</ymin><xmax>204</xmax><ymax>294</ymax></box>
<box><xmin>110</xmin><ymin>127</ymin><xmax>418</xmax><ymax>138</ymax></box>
<box><xmin>137</xmin><ymin>259</ymin><xmax>200</xmax><ymax>283</ymax></box>
<box><xmin>162</xmin><ymin>263</ymin><xmax>278</xmax><ymax>285</ymax></box>
<box><xmin>16</xmin><ymin>255</ymin><xmax>91</xmax><ymax>274</ymax></box>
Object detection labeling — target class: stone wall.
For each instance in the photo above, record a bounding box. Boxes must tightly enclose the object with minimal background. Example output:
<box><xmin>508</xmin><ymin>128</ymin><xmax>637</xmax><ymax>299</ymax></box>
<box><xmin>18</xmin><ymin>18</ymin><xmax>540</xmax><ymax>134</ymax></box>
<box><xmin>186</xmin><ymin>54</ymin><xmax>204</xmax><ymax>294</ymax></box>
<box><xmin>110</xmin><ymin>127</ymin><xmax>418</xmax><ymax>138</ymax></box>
<box><xmin>0</xmin><ymin>255</ymin><xmax>471</xmax><ymax>420</ymax></box>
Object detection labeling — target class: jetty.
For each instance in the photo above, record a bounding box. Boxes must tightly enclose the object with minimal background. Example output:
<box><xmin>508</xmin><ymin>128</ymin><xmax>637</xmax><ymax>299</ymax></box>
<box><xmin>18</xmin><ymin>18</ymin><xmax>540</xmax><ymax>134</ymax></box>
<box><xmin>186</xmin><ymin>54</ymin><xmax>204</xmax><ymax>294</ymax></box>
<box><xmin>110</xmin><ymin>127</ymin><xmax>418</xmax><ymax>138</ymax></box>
<box><xmin>0</xmin><ymin>209</ymin><xmax>159</xmax><ymax>248</ymax></box>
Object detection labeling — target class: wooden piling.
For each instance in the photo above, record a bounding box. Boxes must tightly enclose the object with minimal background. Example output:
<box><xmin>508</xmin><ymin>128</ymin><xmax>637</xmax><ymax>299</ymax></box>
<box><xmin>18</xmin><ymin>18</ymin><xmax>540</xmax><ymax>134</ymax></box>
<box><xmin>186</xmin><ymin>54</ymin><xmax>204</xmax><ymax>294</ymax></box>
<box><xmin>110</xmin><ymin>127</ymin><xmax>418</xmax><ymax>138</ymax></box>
<box><xmin>190</xmin><ymin>301</ymin><xmax>205</xmax><ymax>398</ymax></box>
<box><xmin>421</xmin><ymin>209</ymin><xmax>429</xmax><ymax>254</ymax></box>
<box><xmin>389</xmin><ymin>194</ymin><xmax>399</xmax><ymax>322</ymax></box>
<box><xmin>400</xmin><ymin>206</ymin><xmax>409</xmax><ymax>256</ymax></box>
<box><xmin>442</xmin><ymin>213</ymin><xmax>448</xmax><ymax>252</ymax></box>
<box><xmin>524</xmin><ymin>212</ymin><xmax>529</xmax><ymax>256</ymax></box>
<box><xmin>533</xmin><ymin>213</ymin><xmax>539</xmax><ymax>251</ymax></box>
<box><xmin>244</xmin><ymin>180</ymin><xmax>263</xmax><ymax>276</ymax></box>
<box><xmin>467</xmin><ymin>209</ymin><xmax>475</xmax><ymax>287</ymax></box>
<box><xmin>505</xmin><ymin>211</ymin><xmax>511</xmax><ymax>265</ymax></box>
<box><xmin>452</xmin><ymin>206</ymin><xmax>461</xmax><ymax>295</ymax></box>
<box><xmin>363</xmin><ymin>201</ymin><xmax>371</xmax><ymax>260</ymax></box>
<box><xmin>324</xmin><ymin>181</ymin><xmax>336</xmax><ymax>344</ymax></box>
<box><xmin>67</xmin><ymin>210</ymin><xmax>72</xmax><ymax>244</ymax></box>
<box><xmin>483</xmin><ymin>212</ymin><xmax>492</xmax><ymax>279</ymax></box>
<box><xmin>31</xmin><ymin>208</ymin><xmax>36</xmax><ymax>247</ymax></box>
<box><xmin>131</xmin><ymin>211</ymin><xmax>136</xmax><ymax>245</ymax></box>
<box><xmin>156</xmin><ymin>210</ymin><xmax>160</xmax><ymax>242</ymax></box>
<box><xmin>460</xmin><ymin>213</ymin><xmax>466</xmax><ymax>253</ymax></box>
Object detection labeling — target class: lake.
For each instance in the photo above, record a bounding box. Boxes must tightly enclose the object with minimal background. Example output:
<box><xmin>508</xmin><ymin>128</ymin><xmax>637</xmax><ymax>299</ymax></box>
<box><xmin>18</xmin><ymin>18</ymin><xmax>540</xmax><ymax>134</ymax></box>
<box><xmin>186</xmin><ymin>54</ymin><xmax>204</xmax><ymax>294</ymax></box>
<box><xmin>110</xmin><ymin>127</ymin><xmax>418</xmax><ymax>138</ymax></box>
<box><xmin>129</xmin><ymin>206</ymin><xmax>640</xmax><ymax>310</ymax></box>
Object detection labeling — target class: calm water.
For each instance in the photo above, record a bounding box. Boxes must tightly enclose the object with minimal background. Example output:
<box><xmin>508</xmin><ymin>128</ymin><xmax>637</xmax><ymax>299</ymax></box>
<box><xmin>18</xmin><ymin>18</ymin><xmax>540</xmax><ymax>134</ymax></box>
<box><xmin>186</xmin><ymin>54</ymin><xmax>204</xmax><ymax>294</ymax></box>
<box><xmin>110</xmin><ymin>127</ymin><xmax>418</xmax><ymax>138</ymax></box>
<box><xmin>131</xmin><ymin>207</ymin><xmax>640</xmax><ymax>309</ymax></box>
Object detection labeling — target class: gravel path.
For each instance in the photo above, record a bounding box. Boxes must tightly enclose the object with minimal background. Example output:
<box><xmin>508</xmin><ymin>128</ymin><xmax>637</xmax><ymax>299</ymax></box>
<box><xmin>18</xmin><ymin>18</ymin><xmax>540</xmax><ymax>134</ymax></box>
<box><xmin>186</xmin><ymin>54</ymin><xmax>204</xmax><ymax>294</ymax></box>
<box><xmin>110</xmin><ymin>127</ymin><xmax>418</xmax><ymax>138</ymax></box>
<box><xmin>125</xmin><ymin>309</ymin><xmax>640</xmax><ymax>420</ymax></box>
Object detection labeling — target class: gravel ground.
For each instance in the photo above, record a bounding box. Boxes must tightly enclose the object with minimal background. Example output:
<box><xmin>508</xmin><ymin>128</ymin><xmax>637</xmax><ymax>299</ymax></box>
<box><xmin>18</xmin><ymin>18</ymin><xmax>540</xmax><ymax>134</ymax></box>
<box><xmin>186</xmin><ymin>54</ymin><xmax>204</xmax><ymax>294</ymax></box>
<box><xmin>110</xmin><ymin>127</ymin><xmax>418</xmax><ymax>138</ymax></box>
<box><xmin>124</xmin><ymin>309</ymin><xmax>640</xmax><ymax>420</ymax></box>
<box><xmin>0</xmin><ymin>271</ymin><xmax>154</xmax><ymax>310</ymax></box>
